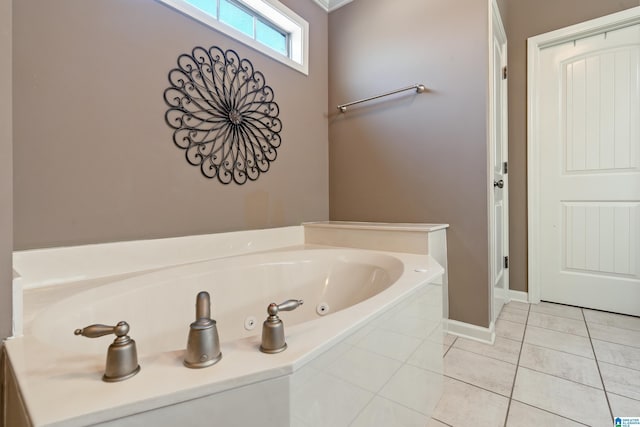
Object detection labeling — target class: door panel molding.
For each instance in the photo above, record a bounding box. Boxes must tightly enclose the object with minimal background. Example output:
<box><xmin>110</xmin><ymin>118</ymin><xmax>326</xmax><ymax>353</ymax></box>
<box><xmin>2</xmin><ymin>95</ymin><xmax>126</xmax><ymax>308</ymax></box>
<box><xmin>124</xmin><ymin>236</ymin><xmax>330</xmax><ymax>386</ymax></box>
<box><xmin>490</xmin><ymin>0</ymin><xmax>508</xmax><ymax>323</ymax></box>
<box><xmin>528</xmin><ymin>6</ymin><xmax>640</xmax><ymax>305</ymax></box>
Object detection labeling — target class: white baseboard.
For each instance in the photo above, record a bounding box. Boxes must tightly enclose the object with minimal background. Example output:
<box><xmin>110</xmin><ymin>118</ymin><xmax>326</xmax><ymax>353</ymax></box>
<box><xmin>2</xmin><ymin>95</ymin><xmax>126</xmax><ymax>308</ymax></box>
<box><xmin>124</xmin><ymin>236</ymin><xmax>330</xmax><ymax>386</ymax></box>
<box><xmin>445</xmin><ymin>319</ymin><xmax>495</xmax><ymax>344</ymax></box>
<box><xmin>509</xmin><ymin>290</ymin><xmax>529</xmax><ymax>303</ymax></box>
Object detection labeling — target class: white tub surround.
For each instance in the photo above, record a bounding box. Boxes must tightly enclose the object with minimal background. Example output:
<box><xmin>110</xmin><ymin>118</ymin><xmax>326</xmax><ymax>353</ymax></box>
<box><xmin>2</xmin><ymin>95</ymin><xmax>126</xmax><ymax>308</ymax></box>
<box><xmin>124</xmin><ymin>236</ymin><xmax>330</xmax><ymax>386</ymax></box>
<box><xmin>13</xmin><ymin>226</ymin><xmax>304</xmax><ymax>291</ymax></box>
<box><xmin>303</xmin><ymin>221</ymin><xmax>448</xmax><ymax>255</ymax></box>
<box><xmin>4</xmin><ymin>224</ymin><xmax>448</xmax><ymax>427</ymax></box>
<box><xmin>305</xmin><ymin>221</ymin><xmax>449</xmax><ymax>318</ymax></box>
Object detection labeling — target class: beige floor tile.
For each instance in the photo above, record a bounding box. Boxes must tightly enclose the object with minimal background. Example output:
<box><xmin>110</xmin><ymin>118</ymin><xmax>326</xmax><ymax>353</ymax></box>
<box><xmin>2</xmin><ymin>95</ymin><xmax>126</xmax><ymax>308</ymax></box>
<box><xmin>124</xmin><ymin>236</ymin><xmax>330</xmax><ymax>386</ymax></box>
<box><xmin>588</xmin><ymin>323</ymin><xmax>640</xmax><ymax>349</ymax></box>
<box><xmin>504</xmin><ymin>301</ymin><xmax>530</xmax><ymax>312</ymax></box>
<box><xmin>608</xmin><ymin>393</ymin><xmax>640</xmax><ymax>419</ymax></box>
<box><xmin>512</xmin><ymin>367</ymin><xmax>611</xmax><ymax>426</ymax></box>
<box><xmin>444</xmin><ymin>347</ymin><xmax>517</xmax><ymax>396</ymax></box>
<box><xmin>431</xmin><ymin>377</ymin><xmax>509</xmax><ymax>427</ymax></box>
<box><xmin>530</xmin><ymin>302</ymin><xmax>583</xmax><ymax>320</ymax></box>
<box><xmin>453</xmin><ymin>336</ymin><xmax>521</xmax><ymax>365</ymax></box>
<box><xmin>499</xmin><ymin>309</ymin><xmax>528</xmax><ymax>324</ymax></box>
<box><xmin>426</xmin><ymin>419</ymin><xmax>449</xmax><ymax>427</ymax></box>
<box><xmin>495</xmin><ymin>319</ymin><xmax>526</xmax><ymax>341</ymax></box>
<box><xmin>518</xmin><ymin>343</ymin><xmax>602</xmax><ymax>388</ymax></box>
<box><xmin>583</xmin><ymin>309</ymin><xmax>640</xmax><ymax>332</ymax></box>
<box><xmin>442</xmin><ymin>343</ymin><xmax>451</xmax><ymax>356</ymax></box>
<box><xmin>502</xmin><ymin>305</ymin><xmax>527</xmax><ymax>314</ymax></box>
<box><xmin>443</xmin><ymin>334</ymin><xmax>457</xmax><ymax>347</ymax></box>
<box><xmin>600</xmin><ymin>362</ymin><xmax>640</xmax><ymax>401</ymax></box>
<box><xmin>524</xmin><ymin>326</ymin><xmax>594</xmax><ymax>359</ymax></box>
<box><xmin>506</xmin><ymin>400</ymin><xmax>585</xmax><ymax>426</ymax></box>
<box><xmin>527</xmin><ymin>312</ymin><xmax>588</xmax><ymax>337</ymax></box>
<box><xmin>592</xmin><ymin>339</ymin><xmax>640</xmax><ymax>371</ymax></box>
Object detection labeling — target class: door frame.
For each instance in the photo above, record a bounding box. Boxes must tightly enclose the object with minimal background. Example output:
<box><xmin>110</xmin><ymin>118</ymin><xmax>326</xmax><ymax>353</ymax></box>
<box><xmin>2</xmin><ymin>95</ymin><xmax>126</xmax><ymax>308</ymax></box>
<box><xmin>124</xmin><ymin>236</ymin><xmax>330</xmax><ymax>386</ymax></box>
<box><xmin>527</xmin><ymin>6</ymin><xmax>640</xmax><ymax>303</ymax></box>
<box><xmin>488</xmin><ymin>0</ymin><xmax>509</xmax><ymax>323</ymax></box>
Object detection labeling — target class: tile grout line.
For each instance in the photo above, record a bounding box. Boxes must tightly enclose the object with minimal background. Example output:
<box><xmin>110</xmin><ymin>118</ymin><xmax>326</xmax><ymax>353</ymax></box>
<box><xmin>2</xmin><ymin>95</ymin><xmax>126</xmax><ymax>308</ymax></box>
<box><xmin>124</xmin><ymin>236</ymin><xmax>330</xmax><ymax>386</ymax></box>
<box><xmin>522</xmin><ymin>321</ymin><xmax>589</xmax><ymax>339</ymax></box>
<box><xmin>516</xmin><ymin>363</ymin><xmax>608</xmax><ymax>392</ymax></box>
<box><xmin>502</xmin><ymin>303</ymin><xmax>531</xmax><ymax>427</ymax></box>
<box><xmin>441</xmin><ymin>374</ymin><xmax>512</xmax><ymax>399</ymax></box>
<box><xmin>442</xmin><ymin>335</ymin><xmax>457</xmax><ymax>358</ymax></box>
<box><xmin>598</xmin><ymin>359</ymin><xmax>640</xmax><ymax>374</ymax></box>
<box><xmin>521</xmin><ymin>340</ymin><xmax>595</xmax><ymax>361</ymax></box>
<box><xmin>526</xmin><ymin>314</ymin><xmax>590</xmax><ymax>338</ymax></box>
<box><xmin>582</xmin><ymin>307</ymin><xmax>640</xmax><ymax>333</ymax></box>
<box><xmin>583</xmin><ymin>307</ymin><xmax>614</xmax><ymax>425</ymax></box>
<box><xmin>507</xmin><ymin>303</ymin><xmax>602</xmax><ymax>424</ymax></box>
<box><xmin>449</xmin><ymin>344</ymin><xmax>519</xmax><ymax>366</ymax></box>
<box><xmin>343</xmin><ymin>333</ymin><xmax>445</xmax><ymax>426</ymax></box>
<box><xmin>509</xmin><ymin>398</ymin><xmax>591</xmax><ymax>426</ymax></box>
<box><xmin>430</xmin><ymin>417</ymin><xmax>454</xmax><ymax>427</ymax></box>
<box><xmin>328</xmin><ymin>349</ymin><xmax>407</xmax><ymax>426</ymax></box>
<box><xmin>589</xmin><ymin>335</ymin><xmax>640</xmax><ymax>351</ymax></box>
<box><xmin>529</xmin><ymin>307</ymin><xmax>585</xmax><ymax>321</ymax></box>
<box><xmin>608</xmin><ymin>391</ymin><xmax>640</xmax><ymax>404</ymax></box>
<box><xmin>588</xmin><ymin>321</ymin><xmax>640</xmax><ymax>334</ymax></box>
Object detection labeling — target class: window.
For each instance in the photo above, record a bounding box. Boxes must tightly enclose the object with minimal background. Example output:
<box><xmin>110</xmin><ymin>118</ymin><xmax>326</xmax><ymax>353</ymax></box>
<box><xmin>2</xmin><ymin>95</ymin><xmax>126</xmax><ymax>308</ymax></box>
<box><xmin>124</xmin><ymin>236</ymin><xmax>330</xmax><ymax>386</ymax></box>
<box><xmin>157</xmin><ymin>0</ymin><xmax>308</xmax><ymax>74</ymax></box>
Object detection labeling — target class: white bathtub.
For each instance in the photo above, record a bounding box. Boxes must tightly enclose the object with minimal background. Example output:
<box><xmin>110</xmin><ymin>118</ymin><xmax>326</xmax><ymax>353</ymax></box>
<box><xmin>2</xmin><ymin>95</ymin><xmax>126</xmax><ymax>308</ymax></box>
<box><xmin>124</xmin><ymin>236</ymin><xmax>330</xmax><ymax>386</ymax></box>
<box><xmin>5</xmin><ymin>228</ymin><xmax>446</xmax><ymax>427</ymax></box>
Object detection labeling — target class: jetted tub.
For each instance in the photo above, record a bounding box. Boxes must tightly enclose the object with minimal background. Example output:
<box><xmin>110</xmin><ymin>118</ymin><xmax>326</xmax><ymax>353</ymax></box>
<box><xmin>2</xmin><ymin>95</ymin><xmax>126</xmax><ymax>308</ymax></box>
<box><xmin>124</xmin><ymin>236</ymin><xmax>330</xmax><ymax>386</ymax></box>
<box><xmin>5</xmin><ymin>242</ymin><xmax>445</xmax><ymax>427</ymax></box>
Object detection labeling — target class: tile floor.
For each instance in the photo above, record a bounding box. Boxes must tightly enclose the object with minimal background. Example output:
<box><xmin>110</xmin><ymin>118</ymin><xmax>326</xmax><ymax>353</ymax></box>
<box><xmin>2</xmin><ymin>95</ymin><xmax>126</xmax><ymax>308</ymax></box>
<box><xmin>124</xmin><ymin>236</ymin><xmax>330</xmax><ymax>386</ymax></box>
<box><xmin>430</xmin><ymin>301</ymin><xmax>640</xmax><ymax>427</ymax></box>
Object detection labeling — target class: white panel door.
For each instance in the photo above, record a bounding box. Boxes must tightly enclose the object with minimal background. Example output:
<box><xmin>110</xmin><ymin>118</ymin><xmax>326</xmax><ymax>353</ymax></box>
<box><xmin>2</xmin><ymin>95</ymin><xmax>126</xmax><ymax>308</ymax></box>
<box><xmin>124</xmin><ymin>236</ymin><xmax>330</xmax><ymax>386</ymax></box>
<box><xmin>538</xmin><ymin>23</ymin><xmax>640</xmax><ymax>315</ymax></box>
<box><xmin>491</xmin><ymin>2</ymin><xmax>508</xmax><ymax>323</ymax></box>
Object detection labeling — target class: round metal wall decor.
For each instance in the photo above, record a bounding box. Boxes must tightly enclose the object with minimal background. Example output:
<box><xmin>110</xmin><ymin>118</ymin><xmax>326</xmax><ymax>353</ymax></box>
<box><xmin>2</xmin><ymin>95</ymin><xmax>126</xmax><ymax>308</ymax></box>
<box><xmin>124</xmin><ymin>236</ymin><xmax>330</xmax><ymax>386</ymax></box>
<box><xmin>164</xmin><ymin>46</ymin><xmax>282</xmax><ymax>184</ymax></box>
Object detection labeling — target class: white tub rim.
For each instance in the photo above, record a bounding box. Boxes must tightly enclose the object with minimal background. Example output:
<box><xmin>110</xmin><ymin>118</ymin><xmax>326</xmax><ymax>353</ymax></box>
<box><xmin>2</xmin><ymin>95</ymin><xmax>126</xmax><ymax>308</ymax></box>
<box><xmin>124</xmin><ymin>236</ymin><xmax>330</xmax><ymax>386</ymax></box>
<box><xmin>6</xmin><ymin>245</ymin><xmax>444</xmax><ymax>427</ymax></box>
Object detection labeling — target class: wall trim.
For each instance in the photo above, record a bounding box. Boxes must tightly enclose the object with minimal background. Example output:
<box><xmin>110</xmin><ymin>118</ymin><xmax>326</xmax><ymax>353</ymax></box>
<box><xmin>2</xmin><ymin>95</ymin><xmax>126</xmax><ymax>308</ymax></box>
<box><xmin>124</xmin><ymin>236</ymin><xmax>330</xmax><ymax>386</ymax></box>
<box><xmin>446</xmin><ymin>319</ymin><xmax>495</xmax><ymax>344</ymax></box>
<box><xmin>527</xmin><ymin>5</ymin><xmax>640</xmax><ymax>305</ymax></box>
<box><xmin>532</xmin><ymin>5</ymin><xmax>640</xmax><ymax>49</ymax></box>
<box><xmin>311</xmin><ymin>0</ymin><xmax>329</xmax><ymax>11</ymax></box>
<box><xmin>509</xmin><ymin>289</ymin><xmax>529</xmax><ymax>303</ymax></box>
<box><xmin>312</xmin><ymin>0</ymin><xmax>353</xmax><ymax>12</ymax></box>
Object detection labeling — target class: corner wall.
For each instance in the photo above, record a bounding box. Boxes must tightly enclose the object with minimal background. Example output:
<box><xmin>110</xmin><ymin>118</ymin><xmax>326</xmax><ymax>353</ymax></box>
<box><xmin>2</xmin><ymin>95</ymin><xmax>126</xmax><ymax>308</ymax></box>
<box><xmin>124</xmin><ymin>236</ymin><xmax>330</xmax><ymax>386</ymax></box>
<box><xmin>13</xmin><ymin>0</ymin><xmax>328</xmax><ymax>250</ymax></box>
<box><xmin>328</xmin><ymin>0</ymin><xmax>491</xmax><ymax>327</ymax></box>
<box><xmin>505</xmin><ymin>0</ymin><xmax>640</xmax><ymax>293</ymax></box>
<box><xmin>1</xmin><ymin>0</ymin><xmax>13</xmax><ymax>340</ymax></box>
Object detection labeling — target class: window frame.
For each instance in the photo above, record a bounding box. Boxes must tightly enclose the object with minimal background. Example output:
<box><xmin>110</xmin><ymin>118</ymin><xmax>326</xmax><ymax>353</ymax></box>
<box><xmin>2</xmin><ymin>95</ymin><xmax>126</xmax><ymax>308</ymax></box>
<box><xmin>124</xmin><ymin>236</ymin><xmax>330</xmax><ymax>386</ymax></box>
<box><xmin>156</xmin><ymin>0</ymin><xmax>309</xmax><ymax>75</ymax></box>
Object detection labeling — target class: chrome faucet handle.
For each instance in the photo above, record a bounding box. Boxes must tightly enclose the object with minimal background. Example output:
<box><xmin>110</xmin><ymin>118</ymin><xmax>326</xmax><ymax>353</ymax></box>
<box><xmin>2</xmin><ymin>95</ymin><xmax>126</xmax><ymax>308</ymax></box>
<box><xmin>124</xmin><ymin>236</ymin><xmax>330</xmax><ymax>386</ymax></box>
<box><xmin>260</xmin><ymin>299</ymin><xmax>304</xmax><ymax>354</ymax></box>
<box><xmin>268</xmin><ymin>299</ymin><xmax>304</xmax><ymax>316</ymax></box>
<box><xmin>74</xmin><ymin>322</ymin><xmax>129</xmax><ymax>339</ymax></box>
<box><xmin>74</xmin><ymin>321</ymin><xmax>141</xmax><ymax>382</ymax></box>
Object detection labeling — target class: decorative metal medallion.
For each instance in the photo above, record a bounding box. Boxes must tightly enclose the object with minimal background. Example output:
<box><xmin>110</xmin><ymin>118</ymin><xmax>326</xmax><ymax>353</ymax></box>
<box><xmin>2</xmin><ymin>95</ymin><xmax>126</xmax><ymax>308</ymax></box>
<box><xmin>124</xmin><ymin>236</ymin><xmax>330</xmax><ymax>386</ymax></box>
<box><xmin>164</xmin><ymin>46</ymin><xmax>282</xmax><ymax>184</ymax></box>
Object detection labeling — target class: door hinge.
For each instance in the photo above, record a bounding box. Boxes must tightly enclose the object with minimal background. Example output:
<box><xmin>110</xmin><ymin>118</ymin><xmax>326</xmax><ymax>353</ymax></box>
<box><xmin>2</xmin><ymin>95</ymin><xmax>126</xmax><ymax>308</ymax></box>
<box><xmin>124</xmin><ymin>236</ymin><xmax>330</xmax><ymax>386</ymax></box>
<box><xmin>502</xmin><ymin>66</ymin><xmax>508</xmax><ymax>80</ymax></box>
<box><xmin>503</xmin><ymin>161</ymin><xmax>508</xmax><ymax>174</ymax></box>
<box><xmin>504</xmin><ymin>256</ymin><xmax>509</xmax><ymax>269</ymax></box>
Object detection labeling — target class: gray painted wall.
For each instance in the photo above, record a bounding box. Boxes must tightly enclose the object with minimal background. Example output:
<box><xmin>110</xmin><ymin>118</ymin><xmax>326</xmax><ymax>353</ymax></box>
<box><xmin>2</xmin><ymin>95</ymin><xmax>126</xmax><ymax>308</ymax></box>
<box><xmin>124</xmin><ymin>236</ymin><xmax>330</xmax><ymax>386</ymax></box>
<box><xmin>9</xmin><ymin>0</ymin><xmax>637</xmax><ymax>336</ymax></box>
<box><xmin>505</xmin><ymin>0</ymin><xmax>640</xmax><ymax>293</ymax></box>
<box><xmin>1</xmin><ymin>0</ymin><xmax>13</xmax><ymax>340</ymax></box>
<box><xmin>328</xmin><ymin>0</ymin><xmax>491</xmax><ymax>327</ymax></box>
<box><xmin>13</xmin><ymin>0</ymin><xmax>328</xmax><ymax>250</ymax></box>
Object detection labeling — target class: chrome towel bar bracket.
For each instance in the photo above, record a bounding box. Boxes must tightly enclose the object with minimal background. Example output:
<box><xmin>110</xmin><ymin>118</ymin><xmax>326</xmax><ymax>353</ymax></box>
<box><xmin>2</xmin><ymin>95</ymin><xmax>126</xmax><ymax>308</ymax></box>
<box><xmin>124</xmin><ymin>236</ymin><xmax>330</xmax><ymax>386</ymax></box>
<box><xmin>337</xmin><ymin>83</ymin><xmax>426</xmax><ymax>113</ymax></box>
